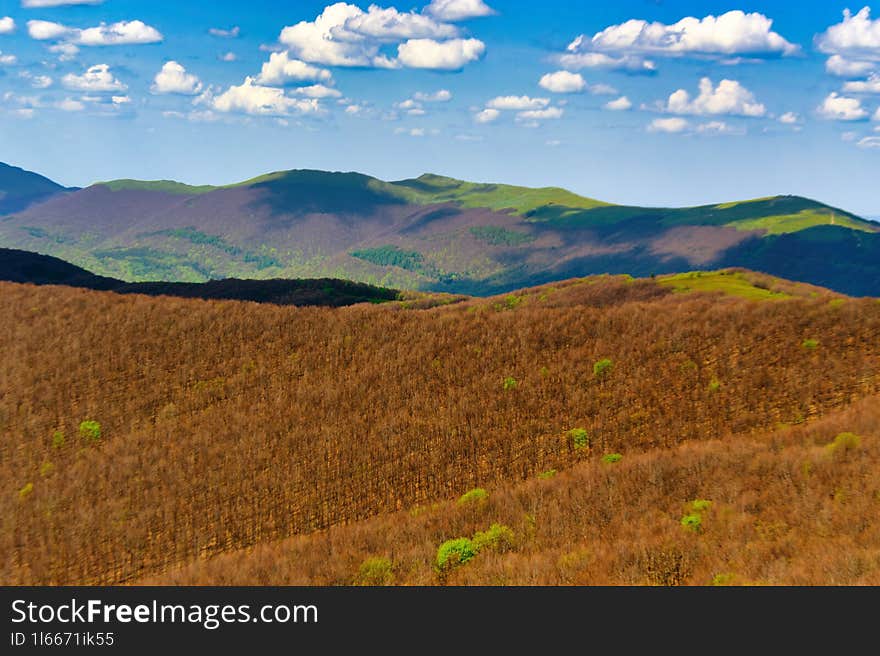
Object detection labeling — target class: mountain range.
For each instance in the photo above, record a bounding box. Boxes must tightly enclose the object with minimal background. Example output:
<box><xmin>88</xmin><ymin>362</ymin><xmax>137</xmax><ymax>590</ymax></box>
<box><xmin>1</xmin><ymin>162</ymin><xmax>878</xmax><ymax>296</ymax></box>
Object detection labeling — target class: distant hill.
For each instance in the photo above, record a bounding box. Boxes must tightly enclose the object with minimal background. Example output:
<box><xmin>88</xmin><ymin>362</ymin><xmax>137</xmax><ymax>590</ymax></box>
<box><xmin>0</xmin><ymin>247</ymin><xmax>399</xmax><ymax>307</ymax></box>
<box><xmin>1</xmin><ymin>166</ymin><xmax>878</xmax><ymax>296</ymax></box>
<box><xmin>0</xmin><ymin>162</ymin><xmax>71</xmax><ymax>215</ymax></box>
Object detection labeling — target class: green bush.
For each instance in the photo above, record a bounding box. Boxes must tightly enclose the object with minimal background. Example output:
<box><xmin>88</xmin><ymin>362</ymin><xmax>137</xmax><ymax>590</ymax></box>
<box><xmin>78</xmin><ymin>420</ymin><xmax>101</xmax><ymax>443</ymax></box>
<box><xmin>568</xmin><ymin>428</ymin><xmax>590</xmax><ymax>450</ymax></box>
<box><xmin>538</xmin><ymin>469</ymin><xmax>557</xmax><ymax>480</ymax></box>
<box><xmin>39</xmin><ymin>462</ymin><xmax>54</xmax><ymax>478</ymax></box>
<box><xmin>51</xmin><ymin>431</ymin><xmax>65</xmax><ymax>449</ymax></box>
<box><xmin>680</xmin><ymin>513</ymin><xmax>702</xmax><ymax>532</ymax></box>
<box><xmin>802</xmin><ymin>338</ymin><xmax>819</xmax><ymax>350</ymax></box>
<box><xmin>458</xmin><ymin>488</ymin><xmax>488</xmax><ymax>505</ymax></box>
<box><xmin>356</xmin><ymin>557</ymin><xmax>394</xmax><ymax>586</ymax></box>
<box><xmin>502</xmin><ymin>376</ymin><xmax>518</xmax><ymax>391</ymax></box>
<box><xmin>602</xmin><ymin>453</ymin><xmax>622</xmax><ymax>464</ymax></box>
<box><xmin>593</xmin><ymin>358</ymin><xmax>613</xmax><ymax>378</ymax></box>
<box><xmin>437</xmin><ymin>538</ymin><xmax>477</xmax><ymax>570</ymax></box>
<box><xmin>18</xmin><ymin>482</ymin><xmax>34</xmax><ymax>501</ymax></box>
<box><xmin>711</xmin><ymin>573</ymin><xmax>735</xmax><ymax>586</ymax></box>
<box><xmin>826</xmin><ymin>432</ymin><xmax>861</xmax><ymax>457</ymax></box>
<box><xmin>708</xmin><ymin>378</ymin><xmax>721</xmax><ymax>393</ymax></box>
<box><xmin>690</xmin><ymin>499</ymin><xmax>712</xmax><ymax>513</ymax></box>
<box><xmin>472</xmin><ymin>523</ymin><xmax>514</xmax><ymax>552</ymax></box>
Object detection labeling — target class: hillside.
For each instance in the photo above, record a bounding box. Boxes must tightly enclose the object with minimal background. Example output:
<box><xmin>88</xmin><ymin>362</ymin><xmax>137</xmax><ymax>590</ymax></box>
<box><xmin>1</xmin><ymin>167</ymin><xmax>877</xmax><ymax>296</ymax></box>
<box><xmin>0</xmin><ymin>162</ymin><xmax>70</xmax><ymax>215</ymax></box>
<box><xmin>1</xmin><ymin>270</ymin><xmax>878</xmax><ymax>585</ymax></box>
<box><xmin>0</xmin><ymin>247</ymin><xmax>401</xmax><ymax>307</ymax></box>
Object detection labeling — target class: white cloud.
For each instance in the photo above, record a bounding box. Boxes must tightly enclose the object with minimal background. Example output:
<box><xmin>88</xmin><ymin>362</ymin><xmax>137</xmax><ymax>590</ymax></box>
<box><xmin>151</xmin><ymin>61</ymin><xmax>202</xmax><ymax>95</ymax></box>
<box><xmin>843</xmin><ymin>74</ymin><xmax>880</xmax><ymax>93</ymax></box>
<box><xmin>857</xmin><ymin>135</ymin><xmax>880</xmax><ymax>148</ymax></box>
<box><xmin>517</xmin><ymin>107</ymin><xmax>563</xmax><ymax>121</ymax></box>
<box><xmin>22</xmin><ymin>72</ymin><xmax>53</xmax><ymax>88</ymax></box>
<box><xmin>560</xmin><ymin>50</ymin><xmax>655</xmax><ymax>73</ymax></box>
<box><xmin>604</xmin><ymin>96</ymin><xmax>632</xmax><ymax>111</ymax></box>
<box><xmin>209</xmin><ymin>26</ymin><xmax>240</xmax><ymax>38</ymax></box>
<box><xmin>817</xmin><ymin>92</ymin><xmax>869</xmax><ymax>120</ymax></box>
<box><xmin>474</xmin><ymin>107</ymin><xmax>499</xmax><ymax>123</ymax></box>
<box><xmin>28</xmin><ymin>19</ymin><xmax>162</xmax><ymax>45</ymax></box>
<box><xmin>13</xmin><ymin>108</ymin><xmax>35</xmax><ymax>118</ymax></box>
<box><xmin>413</xmin><ymin>89</ymin><xmax>452</xmax><ymax>102</ymax></box>
<box><xmin>589</xmin><ymin>83</ymin><xmax>618</xmax><ymax>96</ymax></box>
<box><xmin>111</xmin><ymin>95</ymin><xmax>130</xmax><ymax>104</ymax></box>
<box><xmin>207</xmin><ymin>77</ymin><xmax>322</xmax><ymax>116</ymax></box>
<box><xmin>62</xmin><ymin>64</ymin><xmax>126</xmax><ymax>92</ymax></box>
<box><xmin>664</xmin><ymin>77</ymin><xmax>765</xmax><ymax>117</ymax></box>
<box><xmin>341</xmin><ymin>6</ymin><xmax>457</xmax><ymax>40</ymax></box>
<box><xmin>779</xmin><ymin>111</ymin><xmax>800</xmax><ymax>124</ymax></box>
<box><xmin>255</xmin><ymin>52</ymin><xmax>332</xmax><ymax>85</ymax></box>
<box><xmin>539</xmin><ymin>70</ymin><xmax>586</xmax><ymax>93</ymax></box>
<box><xmin>395</xmin><ymin>127</ymin><xmax>427</xmax><ymax>137</ymax></box>
<box><xmin>220</xmin><ymin>52</ymin><xmax>237</xmax><ymax>62</ymax></box>
<box><xmin>874</xmin><ymin>106</ymin><xmax>880</xmax><ymax>121</ymax></box>
<box><xmin>695</xmin><ymin>120</ymin><xmax>742</xmax><ymax>135</ymax></box>
<box><xmin>487</xmin><ymin>95</ymin><xmax>549</xmax><ymax>110</ymax></box>
<box><xmin>57</xmin><ymin>98</ymin><xmax>85</xmax><ymax>111</ymax></box>
<box><xmin>49</xmin><ymin>43</ymin><xmax>78</xmax><ymax>60</ymax></box>
<box><xmin>294</xmin><ymin>83</ymin><xmax>341</xmax><ymax>98</ymax></box>
<box><xmin>0</xmin><ymin>17</ymin><xmax>14</xmax><ymax>34</ymax></box>
<box><xmin>23</xmin><ymin>0</ymin><xmax>103</xmax><ymax>6</ymax></box>
<box><xmin>424</xmin><ymin>0</ymin><xmax>495</xmax><ymax>21</ymax></box>
<box><xmin>397</xmin><ymin>37</ymin><xmax>484</xmax><ymax>69</ymax></box>
<box><xmin>581</xmin><ymin>10</ymin><xmax>797</xmax><ymax>57</ymax></box>
<box><xmin>345</xmin><ymin>103</ymin><xmax>364</xmax><ymax>115</ymax></box>
<box><xmin>817</xmin><ymin>7</ymin><xmax>880</xmax><ymax>58</ymax></box>
<box><xmin>825</xmin><ymin>54</ymin><xmax>875</xmax><ymax>77</ymax></box>
<box><xmin>649</xmin><ymin>117</ymin><xmax>689</xmax><ymax>133</ymax></box>
<box><xmin>0</xmin><ymin>51</ymin><xmax>16</xmax><ymax>65</ymax></box>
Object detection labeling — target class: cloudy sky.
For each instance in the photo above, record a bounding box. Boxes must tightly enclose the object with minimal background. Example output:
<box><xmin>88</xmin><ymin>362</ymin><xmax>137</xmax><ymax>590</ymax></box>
<box><xmin>0</xmin><ymin>1</ymin><xmax>879</xmax><ymax>215</ymax></box>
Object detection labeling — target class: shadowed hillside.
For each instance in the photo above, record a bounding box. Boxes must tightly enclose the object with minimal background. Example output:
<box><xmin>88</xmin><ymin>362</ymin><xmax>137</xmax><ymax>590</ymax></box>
<box><xmin>1</xmin><ymin>271</ymin><xmax>877</xmax><ymax>585</ymax></box>
<box><xmin>1</xmin><ymin>166</ymin><xmax>877</xmax><ymax>296</ymax></box>
<box><xmin>0</xmin><ymin>162</ymin><xmax>71</xmax><ymax>215</ymax></box>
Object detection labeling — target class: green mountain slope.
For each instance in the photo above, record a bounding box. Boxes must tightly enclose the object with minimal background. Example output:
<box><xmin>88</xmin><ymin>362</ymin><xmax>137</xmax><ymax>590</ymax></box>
<box><xmin>1</xmin><ymin>166</ymin><xmax>877</xmax><ymax>297</ymax></box>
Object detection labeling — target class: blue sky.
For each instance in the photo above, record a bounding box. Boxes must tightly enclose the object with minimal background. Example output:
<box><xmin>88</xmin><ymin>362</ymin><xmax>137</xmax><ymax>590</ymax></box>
<box><xmin>0</xmin><ymin>1</ymin><xmax>879</xmax><ymax>215</ymax></box>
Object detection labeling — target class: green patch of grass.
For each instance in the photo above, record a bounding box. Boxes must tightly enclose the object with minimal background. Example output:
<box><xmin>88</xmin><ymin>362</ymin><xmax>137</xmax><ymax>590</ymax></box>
<box><xmin>356</xmin><ymin>557</ymin><xmax>394</xmax><ymax>586</ymax></box>
<box><xmin>78</xmin><ymin>420</ymin><xmax>101</xmax><ymax>443</ymax></box>
<box><xmin>602</xmin><ymin>453</ymin><xmax>623</xmax><ymax>464</ymax></box>
<box><xmin>97</xmin><ymin>179</ymin><xmax>217</xmax><ymax>195</ymax></box>
<box><xmin>568</xmin><ymin>428</ymin><xmax>590</xmax><ymax>450</ymax></box>
<box><xmin>593</xmin><ymin>358</ymin><xmax>613</xmax><ymax>378</ymax></box>
<box><xmin>457</xmin><ymin>488</ymin><xmax>488</xmax><ymax>505</ymax></box>
<box><xmin>18</xmin><ymin>482</ymin><xmax>34</xmax><ymax>501</ymax></box>
<box><xmin>680</xmin><ymin>513</ymin><xmax>702</xmax><ymax>532</ymax></box>
<box><xmin>727</xmin><ymin>209</ymin><xmax>877</xmax><ymax>235</ymax></box>
<box><xmin>502</xmin><ymin>376</ymin><xmax>518</xmax><ymax>391</ymax></box>
<box><xmin>657</xmin><ymin>270</ymin><xmax>790</xmax><ymax>301</ymax></box>
<box><xmin>472</xmin><ymin>523</ymin><xmax>514</xmax><ymax>552</ymax></box>
<box><xmin>538</xmin><ymin>469</ymin><xmax>557</xmax><ymax>480</ymax></box>
<box><xmin>802</xmin><ymin>338</ymin><xmax>819</xmax><ymax>350</ymax></box>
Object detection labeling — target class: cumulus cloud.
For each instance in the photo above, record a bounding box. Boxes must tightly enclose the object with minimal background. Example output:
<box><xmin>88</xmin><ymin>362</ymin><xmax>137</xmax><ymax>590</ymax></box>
<box><xmin>539</xmin><ymin>70</ymin><xmax>586</xmax><ymax>93</ymax></box>
<box><xmin>424</xmin><ymin>0</ymin><xmax>495</xmax><ymax>22</ymax></box>
<box><xmin>294</xmin><ymin>83</ymin><xmax>342</xmax><ymax>98</ymax></box>
<box><xmin>559</xmin><ymin>49</ymin><xmax>655</xmax><ymax>73</ymax></box>
<box><xmin>206</xmin><ymin>77</ymin><xmax>322</xmax><ymax>117</ymax></box>
<box><xmin>21</xmin><ymin>72</ymin><xmax>53</xmax><ymax>88</ymax></box>
<box><xmin>649</xmin><ymin>117</ymin><xmax>689</xmax><ymax>133</ymax></box>
<box><xmin>843</xmin><ymin>74</ymin><xmax>880</xmax><ymax>93</ymax></box>
<box><xmin>151</xmin><ymin>61</ymin><xmax>203</xmax><ymax>95</ymax></box>
<box><xmin>57</xmin><ymin>98</ymin><xmax>85</xmax><ymax>111</ymax></box>
<box><xmin>220</xmin><ymin>52</ymin><xmax>237</xmax><ymax>62</ymax></box>
<box><xmin>817</xmin><ymin>7</ymin><xmax>880</xmax><ymax>58</ymax></box>
<box><xmin>604</xmin><ymin>96</ymin><xmax>632</xmax><ymax>111</ymax></box>
<box><xmin>397</xmin><ymin>37</ymin><xmax>484</xmax><ymax>69</ymax></box>
<box><xmin>0</xmin><ymin>51</ymin><xmax>16</xmax><ymax>64</ymax></box>
<box><xmin>28</xmin><ymin>19</ymin><xmax>162</xmax><ymax>45</ymax></box>
<box><xmin>779</xmin><ymin>111</ymin><xmax>800</xmax><ymax>124</ymax></box>
<box><xmin>23</xmin><ymin>0</ymin><xmax>103</xmax><ymax>6</ymax></box>
<box><xmin>62</xmin><ymin>63</ymin><xmax>126</xmax><ymax>92</ymax></box>
<box><xmin>826</xmin><ymin>54</ymin><xmax>875</xmax><ymax>77</ymax></box>
<box><xmin>255</xmin><ymin>51</ymin><xmax>333</xmax><ymax>85</ymax></box>
<box><xmin>486</xmin><ymin>95</ymin><xmax>549</xmax><ymax>110</ymax></box>
<box><xmin>580</xmin><ymin>10</ymin><xmax>797</xmax><ymax>57</ymax></box>
<box><xmin>517</xmin><ymin>107</ymin><xmax>563</xmax><ymax>121</ymax></box>
<box><xmin>209</xmin><ymin>26</ymin><xmax>240</xmax><ymax>38</ymax></box>
<box><xmin>49</xmin><ymin>43</ymin><xmax>78</xmax><ymax>60</ymax></box>
<box><xmin>276</xmin><ymin>3</ymin><xmax>484</xmax><ymax>71</ymax></box>
<box><xmin>474</xmin><ymin>107</ymin><xmax>499</xmax><ymax>123</ymax></box>
<box><xmin>413</xmin><ymin>89</ymin><xmax>452</xmax><ymax>102</ymax></box>
<box><xmin>589</xmin><ymin>83</ymin><xmax>618</xmax><ymax>95</ymax></box>
<box><xmin>816</xmin><ymin>92</ymin><xmax>869</xmax><ymax>120</ymax></box>
<box><xmin>0</xmin><ymin>17</ymin><xmax>14</xmax><ymax>34</ymax></box>
<box><xmin>664</xmin><ymin>77</ymin><xmax>765</xmax><ymax>117</ymax></box>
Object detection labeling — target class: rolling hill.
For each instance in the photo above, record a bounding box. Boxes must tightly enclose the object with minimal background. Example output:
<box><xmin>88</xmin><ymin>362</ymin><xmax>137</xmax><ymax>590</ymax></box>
<box><xmin>0</xmin><ymin>162</ymin><xmax>71</xmax><ymax>215</ymax></box>
<box><xmin>1</xmin><ymin>270</ymin><xmax>878</xmax><ymax>585</ymax></box>
<box><xmin>1</xmin><ymin>164</ymin><xmax>879</xmax><ymax>296</ymax></box>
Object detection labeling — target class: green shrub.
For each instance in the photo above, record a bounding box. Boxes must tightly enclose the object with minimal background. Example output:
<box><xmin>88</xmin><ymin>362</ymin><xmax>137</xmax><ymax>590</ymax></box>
<box><xmin>356</xmin><ymin>557</ymin><xmax>394</xmax><ymax>586</ymax></box>
<box><xmin>593</xmin><ymin>358</ymin><xmax>613</xmax><ymax>378</ymax></box>
<box><xmin>568</xmin><ymin>427</ymin><xmax>590</xmax><ymax>450</ymax></box>
<box><xmin>826</xmin><ymin>432</ymin><xmax>861</xmax><ymax>457</ymax></box>
<box><xmin>78</xmin><ymin>420</ymin><xmax>101</xmax><ymax>443</ymax></box>
<box><xmin>680</xmin><ymin>513</ymin><xmax>702</xmax><ymax>532</ymax></box>
<box><xmin>690</xmin><ymin>499</ymin><xmax>712</xmax><ymax>513</ymax></box>
<box><xmin>437</xmin><ymin>537</ymin><xmax>477</xmax><ymax>570</ymax></box>
<box><xmin>18</xmin><ymin>482</ymin><xmax>34</xmax><ymax>501</ymax></box>
<box><xmin>51</xmin><ymin>431</ymin><xmax>65</xmax><ymax>449</ymax></box>
<box><xmin>712</xmin><ymin>573</ymin><xmax>735</xmax><ymax>586</ymax></box>
<box><xmin>472</xmin><ymin>523</ymin><xmax>514</xmax><ymax>552</ymax></box>
<box><xmin>602</xmin><ymin>453</ymin><xmax>622</xmax><ymax>464</ymax></box>
<box><xmin>502</xmin><ymin>376</ymin><xmax>518</xmax><ymax>391</ymax></box>
<box><xmin>39</xmin><ymin>462</ymin><xmax>54</xmax><ymax>478</ymax></box>
<box><xmin>708</xmin><ymin>378</ymin><xmax>721</xmax><ymax>393</ymax></box>
<box><xmin>538</xmin><ymin>469</ymin><xmax>557</xmax><ymax>480</ymax></box>
<box><xmin>458</xmin><ymin>488</ymin><xmax>488</xmax><ymax>505</ymax></box>
<box><xmin>802</xmin><ymin>338</ymin><xmax>819</xmax><ymax>350</ymax></box>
